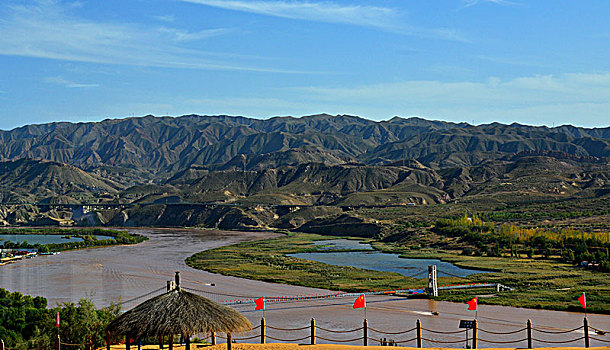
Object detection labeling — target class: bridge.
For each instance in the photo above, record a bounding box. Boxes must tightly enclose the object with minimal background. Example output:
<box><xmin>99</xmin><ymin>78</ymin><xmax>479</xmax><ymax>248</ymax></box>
<box><xmin>120</xmin><ymin>266</ymin><xmax>512</xmax><ymax>309</ymax></box>
<box><xmin>105</xmin><ymin>273</ymin><xmax>610</xmax><ymax>349</ymax></box>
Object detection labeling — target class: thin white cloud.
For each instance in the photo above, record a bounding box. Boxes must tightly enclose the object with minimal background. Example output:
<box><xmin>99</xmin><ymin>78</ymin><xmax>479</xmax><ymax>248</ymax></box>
<box><xmin>146</xmin><ymin>72</ymin><xmax>610</xmax><ymax>127</ymax></box>
<box><xmin>158</xmin><ymin>27</ymin><xmax>233</xmax><ymax>42</ymax></box>
<box><xmin>286</xmin><ymin>72</ymin><xmax>610</xmax><ymax>126</ymax></box>
<box><xmin>180</xmin><ymin>0</ymin><xmax>396</xmax><ymax>28</ymax></box>
<box><xmin>0</xmin><ymin>1</ymin><xmax>298</xmax><ymax>73</ymax></box>
<box><xmin>475</xmin><ymin>54</ymin><xmax>553</xmax><ymax>68</ymax></box>
<box><xmin>185</xmin><ymin>96</ymin><xmax>307</xmax><ymax>110</ymax></box>
<box><xmin>180</xmin><ymin>0</ymin><xmax>468</xmax><ymax>41</ymax></box>
<box><xmin>462</xmin><ymin>0</ymin><xmax>517</xmax><ymax>8</ymax></box>
<box><xmin>44</xmin><ymin>76</ymin><xmax>99</xmax><ymax>88</ymax></box>
<box><xmin>153</xmin><ymin>14</ymin><xmax>176</xmax><ymax>23</ymax></box>
<box><xmin>298</xmin><ymin>73</ymin><xmax>610</xmax><ymax>104</ymax></box>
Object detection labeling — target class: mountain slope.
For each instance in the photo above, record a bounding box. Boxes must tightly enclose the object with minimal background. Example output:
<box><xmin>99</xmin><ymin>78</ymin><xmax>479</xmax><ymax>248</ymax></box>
<box><xmin>0</xmin><ymin>159</ymin><xmax>121</xmax><ymax>203</ymax></box>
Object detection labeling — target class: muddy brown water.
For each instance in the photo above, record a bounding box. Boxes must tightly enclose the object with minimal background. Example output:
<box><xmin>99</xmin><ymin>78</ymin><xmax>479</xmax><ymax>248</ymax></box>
<box><xmin>0</xmin><ymin>228</ymin><xmax>608</xmax><ymax>348</ymax></box>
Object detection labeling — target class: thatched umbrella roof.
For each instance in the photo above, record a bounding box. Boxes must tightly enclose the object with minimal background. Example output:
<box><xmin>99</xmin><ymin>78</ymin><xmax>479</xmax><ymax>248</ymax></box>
<box><xmin>106</xmin><ymin>273</ymin><xmax>251</xmax><ymax>339</ymax></box>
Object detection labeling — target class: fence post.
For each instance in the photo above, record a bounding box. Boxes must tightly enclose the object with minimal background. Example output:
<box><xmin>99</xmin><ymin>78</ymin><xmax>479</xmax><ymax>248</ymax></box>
<box><xmin>416</xmin><ymin>319</ymin><xmax>422</xmax><ymax>348</ymax></box>
<box><xmin>584</xmin><ymin>317</ymin><xmax>590</xmax><ymax>348</ymax></box>
<box><xmin>311</xmin><ymin>318</ymin><xmax>316</xmax><ymax>345</ymax></box>
<box><xmin>1</xmin><ymin>339</ymin><xmax>4</xmax><ymax>350</ymax></box>
<box><xmin>527</xmin><ymin>319</ymin><xmax>532</xmax><ymax>349</ymax></box>
<box><xmin>211</xmin><ymin>332</ymin><xmax>216</xmax><ymax>345</ymax></box>
<box><xmin>363</xmin><ymin>319</ymin><xmax>368</xmax><ymax>346</ymax></box>
<box><xmin>261</xmin><ymin>317</ymin><xmax>266</xmax><ymax>344</ymax></box>
<box><xmin>56</xmin><ymin>334</ymin><xmax>61</xmax><ymax>350</ymax></box>
<box><xmin>472</xmin><ymin>319</ymin><xmax>478</xmax><ymax>349</ymax></box>
<box><xmin>227</xmin><ymin>333</ymin><xmax>232</xmax><ymax>350</ymax></box>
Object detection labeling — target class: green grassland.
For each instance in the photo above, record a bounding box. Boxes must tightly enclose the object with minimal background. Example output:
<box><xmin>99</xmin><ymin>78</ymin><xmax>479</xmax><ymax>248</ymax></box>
<box><xmin>187</xmin><ymin>233</ymin><xmax>436</xmax><ymax>292</ymax></box>
<box><xmin>374</xmin><ymin>242</ymin><xmax>610</xmax><ymax>313</ymax></box>
<box><xmin>186</xmin><ymin>232</ymin><xmax>610</xmax><ymax>314</ymax></box>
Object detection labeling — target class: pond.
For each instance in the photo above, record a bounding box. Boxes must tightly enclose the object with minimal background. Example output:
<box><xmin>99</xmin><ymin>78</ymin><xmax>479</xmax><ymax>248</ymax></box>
<box><xmin>0</xmin><ymin>234</ymin><xmax>114</xmax><ymax>245</ymax></box>
<box><xmin>289</xmin><ymin>239</ymin><xmax>488</xmax><ymax>277</ymax></box>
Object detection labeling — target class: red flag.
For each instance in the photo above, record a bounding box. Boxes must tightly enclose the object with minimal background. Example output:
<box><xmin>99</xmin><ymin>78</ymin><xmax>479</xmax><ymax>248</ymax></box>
<box><xmin>467</xmin><ymin>297</ymin><xmax>477</xmax><ymax>311</ymax></box>
<box><xmin>353</xmin><ymin>294</ymin><xmax>366</xmax><ymax>309</ymax></box>
<box><xmin>578</xmin><ymin>292</ymin><xmax>586</xmax><ymax>309</ymax></box>
<box><xmin>254</xmin><ymin>297</ymin><xmax>265</xmax><ymax>310</ymax></box>
<box><xmin>56</xmin><ymin>312</ymin><xmax>60</xmax><ymax>328</ymax></box>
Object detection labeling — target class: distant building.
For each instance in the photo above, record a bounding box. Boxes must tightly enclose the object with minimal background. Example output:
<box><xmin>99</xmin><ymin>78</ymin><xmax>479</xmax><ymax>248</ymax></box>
<box><xmin>1</xmin><ymin>248</ymin><xmax>38</xmax><ymax>258</ymax></box>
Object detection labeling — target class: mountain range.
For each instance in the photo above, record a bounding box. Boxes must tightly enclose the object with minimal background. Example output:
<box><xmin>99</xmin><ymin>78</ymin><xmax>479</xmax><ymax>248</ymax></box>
<box><xmin>2</xmin><ymin>114</ymin><xmax>609</xmax><ymax>180</ymax></box>
<box><xmin>0</xmin><ymin>114</ymin><xmax>609</xmax><ymax>228</ymax></box>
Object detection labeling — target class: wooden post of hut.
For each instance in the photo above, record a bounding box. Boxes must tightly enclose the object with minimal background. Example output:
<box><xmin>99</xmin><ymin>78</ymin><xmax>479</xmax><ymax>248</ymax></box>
<box><xmin>311</xmin><ymin>318</ymin><xmax>316</xmax><ymax>345</ymax></box>
<box><xmin>261</xmin><ymin>317</ymin><xmax>266</xmax><ymax>344</ymax></box>
<box><xmin>584</xmin><ymin>317</ymin><xmax>590</xmax><ymax>348</ymax></box>
<box><xmin>363</xmin><ymin>319</ymin><xmax>368</xmax><ymax>346</ymax></box>
<box><xmin>527</xmin><ymin>319</ymin><xmax>533</xmax><ymax>349</ymax></box>
<box><xmin>416</xmin><ymin>320</ymin><xmax>422</xmax><ymax>348</ymax></box>
<box><xmin>106</xmin><ymin>331</ymin><xmax>111</xmax><ymax>350</ymax></box>
<box><xmin>125</xmin><ymin>336</ymin><xmax>130</xmax><ymax>350</ymax></box>
<box><xmin>472</xmin><ymin>319</ymin><xmax>478</xmax><ymax>349</ymax></box>
<box><xmin>168</xmin><ymin>334</ymin><xmax>173</xmax><ymax>350</ymax></box>
<box><xmin>106</xmin><ymin>272</ymin><xmax>251</xmax><ymax>350</ymax></box>
<box><xmin>227</xmin><ymin>333</ymin><xmax>232</xmax><ymax>350</ymax></box>
<box><xmin>185</xmin><ymin>334</ymin><xmax>191</xmax><ymax>350</ymax></box>
<box><xmin>211</xmin><ymin>332</ymin><xmax>216</xmax><ymax>345</ymax></box>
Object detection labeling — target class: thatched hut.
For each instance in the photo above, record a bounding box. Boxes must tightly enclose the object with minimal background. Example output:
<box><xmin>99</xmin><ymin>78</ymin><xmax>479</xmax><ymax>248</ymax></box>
<box><xmin>106</xmin><ymin>272</ymin><xmax>251</xmax><ymax>350</ymax></box>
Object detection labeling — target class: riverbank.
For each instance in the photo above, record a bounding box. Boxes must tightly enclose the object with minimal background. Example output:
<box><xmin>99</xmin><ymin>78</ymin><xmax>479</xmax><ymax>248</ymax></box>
<box><xmin>0</xmin><ymin>227</ymin><xmax>147</xmax><ymax>252</ymax></box>
<box><xmin>186</xmin><ymin>233</ymin><xmax>610</xmax><ymax>313</ymax></box>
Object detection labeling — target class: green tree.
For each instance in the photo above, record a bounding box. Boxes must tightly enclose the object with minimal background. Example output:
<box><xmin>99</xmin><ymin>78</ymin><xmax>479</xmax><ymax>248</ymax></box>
<box><xmin>54</xmin><ymin>299</ymin><xmax>121</xmax><ymax>350</ymax></box>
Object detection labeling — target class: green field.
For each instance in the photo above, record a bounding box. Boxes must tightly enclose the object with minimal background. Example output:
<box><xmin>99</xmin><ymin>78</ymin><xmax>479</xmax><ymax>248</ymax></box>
<box><xmin>187</xmin><ymin>233</ymin><xmax>428</xmax><ymax>292</ymax></box>
<box><xmin>186</xmin><ymin>232</ymin><xmax>610</xmax><ymax>314</ymax></box>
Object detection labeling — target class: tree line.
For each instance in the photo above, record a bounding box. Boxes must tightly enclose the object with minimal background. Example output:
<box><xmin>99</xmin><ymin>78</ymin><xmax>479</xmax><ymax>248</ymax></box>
<box><xmin>433</xmin><ymin>214</ymin><xmax>610</xmax><ymax>271</ymax></box>
<box><xmin>0</xmin><ymin>288</ymin><xmax>119</xmax><ymax>350</ymax></box>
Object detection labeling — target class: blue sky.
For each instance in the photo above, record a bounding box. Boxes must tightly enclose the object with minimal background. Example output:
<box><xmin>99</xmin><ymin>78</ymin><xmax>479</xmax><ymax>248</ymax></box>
<box><xmin>0</xmin><ymin>0</ymin><xmax>609</xmax><ymax>130</ymax></box>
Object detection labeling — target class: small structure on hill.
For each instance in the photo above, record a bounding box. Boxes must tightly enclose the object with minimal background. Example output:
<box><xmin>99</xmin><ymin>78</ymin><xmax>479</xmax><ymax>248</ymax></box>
<box><xmin>106</xmin><ymin>272</ymin><xmax>251</xmax><ymax>350</ymax></box>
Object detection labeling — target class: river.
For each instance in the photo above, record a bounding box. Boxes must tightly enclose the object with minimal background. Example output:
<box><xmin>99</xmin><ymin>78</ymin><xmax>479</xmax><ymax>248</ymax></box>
<box><xmin>0</xmin><ymin>228</ymin><xmax>607</xmax><ymax>348</ymax></box>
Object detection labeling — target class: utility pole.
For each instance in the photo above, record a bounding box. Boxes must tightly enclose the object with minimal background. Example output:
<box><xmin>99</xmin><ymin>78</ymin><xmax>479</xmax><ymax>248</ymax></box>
<box><xmin>428</xmin><ymin>265</ymin><xmax>438</xmax><ymax>297</ymax></box>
